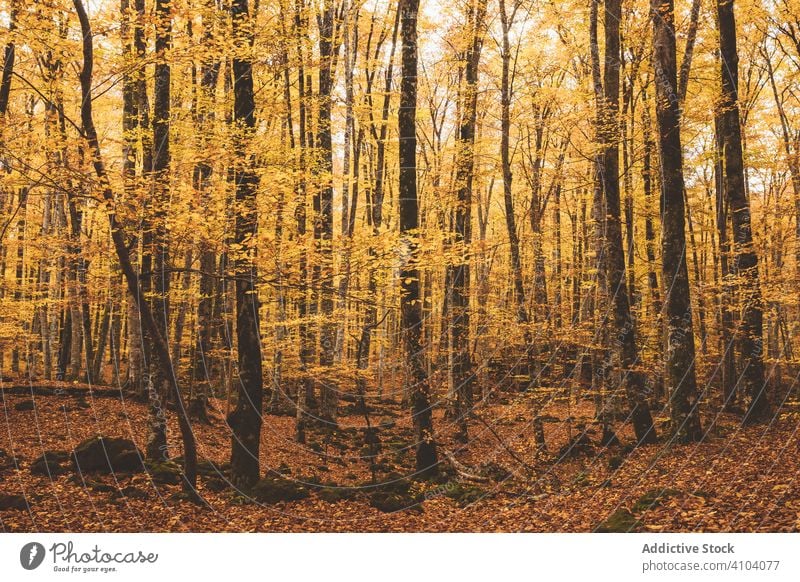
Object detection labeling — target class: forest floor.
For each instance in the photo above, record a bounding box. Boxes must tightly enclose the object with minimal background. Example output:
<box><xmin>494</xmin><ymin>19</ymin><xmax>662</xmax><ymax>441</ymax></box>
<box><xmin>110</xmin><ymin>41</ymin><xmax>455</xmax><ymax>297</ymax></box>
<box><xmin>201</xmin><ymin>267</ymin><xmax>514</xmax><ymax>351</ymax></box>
<box><xmin>1</xmin><ymin>380</ymin><xmax>800</xmax><ymax>532</ymax></box>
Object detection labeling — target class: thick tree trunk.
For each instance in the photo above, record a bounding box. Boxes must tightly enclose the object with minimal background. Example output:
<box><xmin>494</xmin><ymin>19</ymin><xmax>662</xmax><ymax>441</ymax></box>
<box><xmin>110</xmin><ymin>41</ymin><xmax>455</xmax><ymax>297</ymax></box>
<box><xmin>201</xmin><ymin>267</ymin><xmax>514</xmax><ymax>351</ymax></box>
<box><xmin>228</xmin><ymin>0</ymin><xmax>264</xmax><ymax>488</ymax></box>
<box><xmin>651</xmin><ymin>0</ymin><xmax>702</xmax><ymax>441</ymax></box>
<box><xmin>716</xmin><ymin>0</ymin><xmax>769</xmax><ymax>423</ymax></box>
<box><xmin>399</xmin><ymin>0</ymin><xmax>438</xmax><ymax>476</ymax></box>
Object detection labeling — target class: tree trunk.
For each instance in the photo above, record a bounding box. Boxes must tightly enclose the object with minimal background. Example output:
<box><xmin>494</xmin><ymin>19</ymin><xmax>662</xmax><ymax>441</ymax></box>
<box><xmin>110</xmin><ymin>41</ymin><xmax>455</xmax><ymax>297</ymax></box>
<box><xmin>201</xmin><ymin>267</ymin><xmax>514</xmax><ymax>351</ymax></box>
<box><xmin>316</xmin><ymin>0</ymin><xmax>340</xmax><ymax>426</ymax></box>
<box><xmin>145</xmin><ymin>0</ymin><xmax>173</xmax><ymax>460</ymax></box>
<box><xmin>228</xmin><ymin>0</ymin><xmax>264</xmax><ymax>488</ymax></box>
<box><xmin>716</xmin><ymin>0</ymin><xmax>769</xmax><ymax>423</ymax></box>
<box><xmin>192</xmin><ymin>0</ymin><xmax>221</xmax><ymax>409</ymax></box>
<box><xmin>651</xmin><ymin>0</ymin><xmax>702</xmax><ymax>441</ymax></box>
<box><xmin>399</xmin><ymin>0</ymin><xmax>438</xmax><ymax>476</ymax></box>
<box><xmin>127</xmin><ymin>0</ymin><xmax>151</xmax><ymax>396</ymax></box>
<box><xmin>447</xmin><ymin>0</ymin><xmax>486</xmax><ymax>442</ymax></box>
<box><xmin>499</xmin><ymin>0</ymin><xmax>538</xmax><ymax>404</ymax></box>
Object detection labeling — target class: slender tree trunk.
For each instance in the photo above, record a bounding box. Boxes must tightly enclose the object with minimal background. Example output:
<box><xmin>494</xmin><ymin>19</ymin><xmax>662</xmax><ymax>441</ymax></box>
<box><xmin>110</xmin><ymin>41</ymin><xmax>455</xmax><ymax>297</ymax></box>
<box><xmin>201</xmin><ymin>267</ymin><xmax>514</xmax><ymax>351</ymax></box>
<box><xmin>499</xmin><ymin>0</ymin><xmax>538</xmax><ymax>403</ymax></box>
<box><xmin>192</xmin><ymin>0</ymin><xmax>221</xmax><ymax>410</ymax></box>
<box><xmin>316</xmin><ymin>0</ymin><xmax>339</xmax><ymax>426</ymax></box>
<box><xmin>677</xmin><ymin>0</ymin><xmax>702</xmax><ymax>104</ymax></box>
<box><xmin>127</xmin><ymin>0</ymin><xmax>151</xmax><ymax>396</ymax></box>
<box><xmin>145</xmin><ymin>0</ymin><xmax>173</xmax><ymax>460</ymax></box>
<box><xmin>293</xmin><ymin>0</ymin><xmax>314</xmax><ymax>441</ymax></box>
<box><xmin>641</xmin><ymin>87</ymin><xmax>664</xmax><ymax>401</ymax></box>
<box><xmin>447</xmin><ymin>0</ymin><xmax>486</xmax><ymax>442</ymax></box>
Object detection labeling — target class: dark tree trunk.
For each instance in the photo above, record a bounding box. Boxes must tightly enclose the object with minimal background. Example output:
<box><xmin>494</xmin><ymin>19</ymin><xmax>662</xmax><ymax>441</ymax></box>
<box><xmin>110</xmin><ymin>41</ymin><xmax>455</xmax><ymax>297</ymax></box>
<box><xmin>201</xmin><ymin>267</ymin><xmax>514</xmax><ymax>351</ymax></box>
<box><xmin>597</xmin><ymin>0</ymin><xmax>655</xmax><ymax>444</ymax></box>
<box><xmin>145</xmin><ymin>0</ymin><xmax>173</xmax><ymax>460</ymax></box>
<box><xmin>228</xmin><ymin>0</ymin><xmax>264</xmax><ymax>488</ymax></box>
<box><xmin>316</xmin><ymin>0</ymin><xmax>339</xmax><ymax>426</ymax></box>
<box><xmin>716</xmin><ymin>0</ymin><xmax>769</xmax><ymax>423</ymax></box>
<box><xmin>399</xmin><ymin>0</ymin><xmax>438</xmax><ymax>476</ymax></box>
<box><xmin>192</xmin><ymin>2</ymin><xmax>221</xmax><ymax>413</ymax></box>
<box><xmin>447</xmin><ymin>0</ymin><xmax>486</xmax><ymax>442</ymax></box>
<box><xmin>0</xmin><ymin>4</ymin><xmax>16</xmax><ymax>117</ymax></box>
<box><xmin>293</xmin><ymin>0</ymin><xmax>314</xmax><ymax>441</ymax></box>
<box><xmin>127</xmin><ymin>0</ymin><xmax>152</xmax><ymax>396</ymax></box>
<box><xmin>120</xmin><ymin>0</ymin><xmax>140</xmax><ymax>389</ymax></box>
<box><xmin>651</xmin><ymin>0</ymin><xmax>702</xmax><ymax>442</ymax></box>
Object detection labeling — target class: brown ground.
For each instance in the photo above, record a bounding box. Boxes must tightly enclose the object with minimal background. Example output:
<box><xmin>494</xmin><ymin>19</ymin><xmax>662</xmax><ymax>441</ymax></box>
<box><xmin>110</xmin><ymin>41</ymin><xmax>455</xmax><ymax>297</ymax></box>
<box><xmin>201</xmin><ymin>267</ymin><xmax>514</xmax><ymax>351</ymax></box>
<box><xmin>1</xmin><ymin>380</ymin><xmax>799</xmax><ymax>532</ymax></box>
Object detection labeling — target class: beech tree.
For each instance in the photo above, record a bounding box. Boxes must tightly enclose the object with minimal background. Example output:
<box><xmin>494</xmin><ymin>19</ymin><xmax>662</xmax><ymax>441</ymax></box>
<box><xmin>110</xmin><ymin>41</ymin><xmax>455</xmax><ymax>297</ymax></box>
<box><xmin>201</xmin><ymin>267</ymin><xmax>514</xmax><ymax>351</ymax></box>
<box><xmin>651</xmin><ymin>0</ymin><xmax>702</xmax><ymax>441</ymax></box>
<box><xmin>716</xmin><ymin>0</ymin><xmax>769</xmax><ymax>423</ymax></box>
<box><xmin>399</xmin><ymin>0</ymin><xmax>437</xmax><ymax>476</ymax></box>
<box><xmin>228</xmin><ymin>0</ymin><xmax>263</xmax><ymax>488</ymax></box>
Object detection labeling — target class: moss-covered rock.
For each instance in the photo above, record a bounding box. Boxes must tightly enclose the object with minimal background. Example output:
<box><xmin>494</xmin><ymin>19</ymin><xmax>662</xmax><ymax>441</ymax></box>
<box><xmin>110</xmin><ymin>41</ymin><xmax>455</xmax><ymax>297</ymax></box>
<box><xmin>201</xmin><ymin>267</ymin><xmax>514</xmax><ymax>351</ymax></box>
<box><xmin>197</xmin><ymin>459</ymin><xmax>223</xmax><ymax>477</ymax></box>
<box><xmin>14</xmin><ymin>399</ymin><xmax>35</xmax><ymax>411</ymax></box>
<box><xmin>112</xmin><ymin>485</ymin><xmax>149</xmax><ymax>500</ymax></box>
<box><xmin>632</xmin><ymin>488</ymin><xmax>681</xmax><ymax>512</ymax></box>
<box><xmin>442</xmin><ymin>482</ymin><xmax>487</xmax><ymax>506</ymax></box>
<box><xmin>0</xmin><ymin>493</ymin><xmax>28</xmax><ymax>510</ymax></box>
<box><xmin>369</xmin><ymin>491</ymin><xmax>422</xmax><ymax>513</ymax></box>
<box><xmin>251</xmin><ymin>476</ymin><xmax>309</xmax><ymax>504</ymax></box>
<box><xmin>364</xmin><ymin>473</ymin><xmax>423</xmax><ymax>513</ymax></box>
<box><xmin>595</xmin><ymin>508</ymin><xmax>641</xmax><ymax>532</ymax></box>
<box><xmin>317</xmin><ymin>485</ymin><xmax>359</xmax><ymax>503</ymax></box>
<box><xmin>204</xmin><ymin>477</ymin><xmax>229</xmax><ymax>492</ymax></box>
<box><xmin>144</xmin><ymin>460</ymin><xmax>183</xmax><ymax>485</ymax></box>
<box><xmin>30</xmin><ymin>451</ymin><xmax>70</xmax><ymax>476</ymax></box>
<box><xmin>71</xmin><ymin>436</ymin><xmax>144</xmax><ymax>474</ymax></box>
